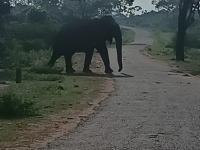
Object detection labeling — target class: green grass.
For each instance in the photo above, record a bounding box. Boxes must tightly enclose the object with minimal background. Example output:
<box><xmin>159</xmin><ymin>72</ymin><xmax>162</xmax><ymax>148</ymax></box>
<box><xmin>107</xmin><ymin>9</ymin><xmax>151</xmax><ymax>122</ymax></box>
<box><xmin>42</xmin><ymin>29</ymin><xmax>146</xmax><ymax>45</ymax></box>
<box><xmin>149</xmin><ymin>31</ymin><xmax>175</xmax><ymax>59</ymax></box>
<box><xmin>122</xmin><ymin>28</ymin><xmax>135</xmax><ymax>44</ymax></box>
<box><xmin>24</xmin><ymin>73</ymin><xmax>64</xmax><ymax>81</ymax></box>
<box><xmin>8</xmin><ymin>76</ymin><xmax>99</xmax><ymax>115</ymax></box>
<box><xmin>0</xmin><ymin>74</ymin><xmax>103</xmax><ymax>144</ymax></box>
<box><xmin>177</xmin><ymin>48</ymin><xmax>200</xmax><ymax>75</ymax></box>
<box><xmin>0</xmin><ymin>93</ymin><xmax>37</xmax><ymax>118</ymax></box>
<box><xmin>29</xmin><ymin>65</ymin><xmax>63</xmax><ymax>74</ymax></box>
<box><xmin>148</xmin><ymin>30</ymin><xmax>200</xmax><ymax>75</ymax></box>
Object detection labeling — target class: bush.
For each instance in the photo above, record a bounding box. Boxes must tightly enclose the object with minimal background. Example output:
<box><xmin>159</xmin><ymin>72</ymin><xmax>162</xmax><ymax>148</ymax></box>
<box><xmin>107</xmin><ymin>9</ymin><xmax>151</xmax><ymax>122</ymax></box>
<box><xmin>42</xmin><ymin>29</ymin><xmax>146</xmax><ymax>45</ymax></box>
<box><xmin>0</xmin><ymin>41</ymin><xmax>6</xmax><ymax>58</ymax></box>
<box><xmin>0</xmin><ymin>69</ymin><xmax>15</xmax><ymax>81</ymax></box>
<box><xmin>20</xmin><ymin>39</ymin><xmax>47</xmax><ymax>51</ymax></box>
<box><xmin>185</xmin><ymin>33</ymin><xmax>200</xmax><ymax>49</ymax></box>
<box><xmin>165</xmin><ymin>35</ymin><xmax>176</xmax><ymax>49</ymax></box>
<box><xmin>0</xmin><ymin>48</ymin><xmax>52</xmax><ymax>68</ymax></box>
<box><xmin>28</xmin><ymin>8</ymin><xmax>47</xmax><ymax>23</ymax></box>
<box><xmin>121</xmin><ymin>28</ymin><xmax>135</xmax><ymax>44</ymax></box>
<box><xmin>29</xmin><ymin>65</ymin><xmax>63</xmax><ymax>74</ymax></box>
<box><xmin>0</xmin><ymin>93</ymin><xmax>38</xmax><ymax>118</ymax></box>
<box><xmin>5</xmin><ymin>22</ymin><xmax>59</xmax><ymax>51</ymax></box>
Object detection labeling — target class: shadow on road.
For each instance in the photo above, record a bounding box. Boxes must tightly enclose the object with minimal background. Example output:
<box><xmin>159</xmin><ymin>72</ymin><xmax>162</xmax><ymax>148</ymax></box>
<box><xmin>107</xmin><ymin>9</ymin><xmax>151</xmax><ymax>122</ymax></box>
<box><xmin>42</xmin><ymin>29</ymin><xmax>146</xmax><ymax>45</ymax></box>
<box><xmin>123</xmin><ymin>43</ymin><xmax>147</xmax><ymax>46</ymax></box>
<box><xmin>65</xmin><ymin>72</ymin><xmax>134</xmax><ymax>78</ymax></box>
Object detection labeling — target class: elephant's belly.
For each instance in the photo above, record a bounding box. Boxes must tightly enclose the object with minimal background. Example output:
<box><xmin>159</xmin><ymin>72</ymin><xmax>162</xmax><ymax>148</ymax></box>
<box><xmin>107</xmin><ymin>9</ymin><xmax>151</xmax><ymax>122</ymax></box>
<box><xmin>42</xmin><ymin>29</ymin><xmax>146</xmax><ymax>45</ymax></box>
<box><xmin>72</xmin><ymin>42</ymin><xmax>96</xmax><ymax>52</ymax></box>
<box><xmin>55</xmin><ymin>37</ymin><xmax>98</xmax><ymax>53</ymax></box>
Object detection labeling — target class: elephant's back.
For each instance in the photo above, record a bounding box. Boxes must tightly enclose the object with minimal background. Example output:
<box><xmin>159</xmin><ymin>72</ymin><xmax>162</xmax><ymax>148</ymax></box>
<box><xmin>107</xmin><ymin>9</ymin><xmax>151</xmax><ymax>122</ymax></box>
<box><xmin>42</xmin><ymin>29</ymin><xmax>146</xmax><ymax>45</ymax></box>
<box><xmin>52</xmin><ymin>18</ymin><xmax>107</xmax><ymax>52</ymax></box>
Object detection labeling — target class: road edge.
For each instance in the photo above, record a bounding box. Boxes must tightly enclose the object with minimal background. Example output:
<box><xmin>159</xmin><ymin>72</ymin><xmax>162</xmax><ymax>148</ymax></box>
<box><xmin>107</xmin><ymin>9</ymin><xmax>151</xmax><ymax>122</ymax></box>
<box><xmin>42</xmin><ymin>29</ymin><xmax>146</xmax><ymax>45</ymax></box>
<box><xmin>26</xmin><ymin>78</ymin><xmax>115</xmax><ymax>150</ymax></box>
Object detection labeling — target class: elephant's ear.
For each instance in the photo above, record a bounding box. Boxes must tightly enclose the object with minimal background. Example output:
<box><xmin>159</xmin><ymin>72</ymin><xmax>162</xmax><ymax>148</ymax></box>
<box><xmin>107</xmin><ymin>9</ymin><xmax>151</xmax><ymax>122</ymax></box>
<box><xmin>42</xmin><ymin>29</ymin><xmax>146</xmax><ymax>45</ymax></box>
<box><xmin>100</xmin><ymin>16</ymin><xmax>115</xmax><ymax>45</ymax></box>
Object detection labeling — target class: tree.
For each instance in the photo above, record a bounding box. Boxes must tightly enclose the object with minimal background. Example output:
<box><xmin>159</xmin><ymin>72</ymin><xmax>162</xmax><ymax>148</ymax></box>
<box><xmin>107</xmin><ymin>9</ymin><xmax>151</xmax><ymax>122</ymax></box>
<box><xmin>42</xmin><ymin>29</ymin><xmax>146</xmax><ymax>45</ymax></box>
<box><xmin>152</xmin><ymin>0</ymin><xmax>200</xmax><ymax>61</ymax></box>
<box><xmin>0</xmin><ymin>0</ymin><xmax>11</xmax><ymax>60</ymax></box>
<box><xmin>9</xmin><ymin>0</ymin><xmax>137</xmax><ymax>21</ymax></box>
<box><xmin>176</xmin><ymin>0</ymin><xmax>200</xmax><ymax>61</ymax></box>
<box><xmin>0</xmin><ymin>0</ymin><xmax>11</xmax><ymax>34</ymax></box>
<box><xmin>67</xmin><ymin>0</ymin><xmax>136</xmax><ymax>18</ymax></box>
<box><xmin>0</xmin><ymin>0</ymin><xmax>11</xmax><ymax>18</ymax></box>
<box><xmin>152</xmin><ymin>0</ymin><xmax>178</xmax><ymax>11</ymax></box>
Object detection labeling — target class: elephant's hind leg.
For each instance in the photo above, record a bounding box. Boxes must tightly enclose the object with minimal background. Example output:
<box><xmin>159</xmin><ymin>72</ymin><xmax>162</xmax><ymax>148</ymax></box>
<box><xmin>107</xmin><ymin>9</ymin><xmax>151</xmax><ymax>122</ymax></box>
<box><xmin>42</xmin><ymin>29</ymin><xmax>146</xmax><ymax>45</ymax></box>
<box><xmin>64</xmin><ymin>54</ymin><xmax>75</xmax><ymax>73</ymax></box>
<box><xmin>83</xmin><ymin>51</ymin><xmax>94</xmax><ymax>73</ymax></box>
<box><xmin>48</xmin><ymin>51</ymin><xmax>60</xmax><ymax>67</ymax></box>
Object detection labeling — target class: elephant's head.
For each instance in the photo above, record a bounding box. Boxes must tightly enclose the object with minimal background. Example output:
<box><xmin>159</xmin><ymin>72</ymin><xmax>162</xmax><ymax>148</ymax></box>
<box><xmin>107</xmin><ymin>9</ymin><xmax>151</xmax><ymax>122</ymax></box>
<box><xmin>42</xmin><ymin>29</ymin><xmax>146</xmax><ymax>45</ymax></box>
<box><xmin>101</xmin><ymin>16</ymin><xmax>123</xmax><ymax>72</ymax></box>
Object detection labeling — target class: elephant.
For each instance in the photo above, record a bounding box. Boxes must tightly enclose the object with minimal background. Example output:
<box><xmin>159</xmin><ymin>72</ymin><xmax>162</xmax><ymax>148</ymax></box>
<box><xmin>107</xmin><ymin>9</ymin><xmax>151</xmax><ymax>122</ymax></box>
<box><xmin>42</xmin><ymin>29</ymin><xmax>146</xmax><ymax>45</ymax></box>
<box><xmin>48</xmin><ymin>16</ymin><xmax>123</xmax><ymax>74</ymax></box>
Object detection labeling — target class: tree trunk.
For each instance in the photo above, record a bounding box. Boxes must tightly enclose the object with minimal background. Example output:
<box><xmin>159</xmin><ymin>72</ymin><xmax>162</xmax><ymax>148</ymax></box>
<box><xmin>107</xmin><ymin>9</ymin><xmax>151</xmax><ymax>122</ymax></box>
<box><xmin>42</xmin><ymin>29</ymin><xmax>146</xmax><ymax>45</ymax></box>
<box><xmin>175</xmin><ymin>0</ymin><xmax>188</xmax><ymax>61</ymax></box>
<box><xmin>176</xmin><ymin>18</ymin><xmax>186</xmax><ymax>61</ymax></box>
<box><xmin>16</xmin><ymin>67</ymin><xmax>22</xmax><ymax>83</ymax></box>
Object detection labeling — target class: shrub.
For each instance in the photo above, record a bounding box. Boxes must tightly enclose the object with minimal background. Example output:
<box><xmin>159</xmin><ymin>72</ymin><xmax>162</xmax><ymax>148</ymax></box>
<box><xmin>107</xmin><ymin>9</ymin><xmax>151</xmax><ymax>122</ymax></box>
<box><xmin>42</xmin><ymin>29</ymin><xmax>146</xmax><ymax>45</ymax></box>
<box><xmin>29</xmin><ymin>65</ymin><xmax>63</xmax><ymax>74</ymax></box>
<box><xmin>121</xmin><ymin>28</ymin><xmax>135</xmax><ymax>44</ymax></box>
<box><xmin>1</xmin><ymin>48</ymin><xmax>52</xmax><ymax>68</ymax></box>
<box><xmin>185</xmin><ymin>33</ymin><xmax>200</xmax><ymax>49</ymax></box>
<box><xmin>0</xmin><ymin>41</ymin><xmax>6</xmax><ymax>58</ymax></box>
<box><xmin>20</xmin><ymin>39</ymin><xmax>47</xmax><ymax>51</ymax></box>
<box><xmin>165</xmin><ymin>33</ymin><xmax>200</xmax><ymax>50</ymax></box>
<box><xmin>3</xmin><ymin>41</ymin><xmax>32</xmax><ymax>67</ymax></box>
<box><xmin>28</xmin><ymin>8</ymin><xmax>47</xmax><ymax>23</ymax></box>
<box><xmin>0</xmin><ymin>93</ymin><xmax>38</xmax><ymax>118</ymax></box>
<box><xmin>5</xmin><ymin>22</ymin><xmax>58</xmax><ymax>51</ymax></box>
<box><xmin>0</xmin><ymin>69</ymin><xmax>15</xmax><ymax>81</ymax></box>
<box><xmin>165</xmin><ymin>35</ymin><xmax>176</xmax><ymax>49</ymax></box>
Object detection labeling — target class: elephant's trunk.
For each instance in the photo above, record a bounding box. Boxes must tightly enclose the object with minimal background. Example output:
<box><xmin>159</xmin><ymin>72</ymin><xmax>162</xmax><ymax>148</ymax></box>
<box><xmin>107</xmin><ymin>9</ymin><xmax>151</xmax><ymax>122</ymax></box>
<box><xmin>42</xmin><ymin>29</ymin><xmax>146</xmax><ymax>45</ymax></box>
<box><xmin>114</xmin><ymin>25</ymin><xmax>123</xmax><ymax>72</ymax></box>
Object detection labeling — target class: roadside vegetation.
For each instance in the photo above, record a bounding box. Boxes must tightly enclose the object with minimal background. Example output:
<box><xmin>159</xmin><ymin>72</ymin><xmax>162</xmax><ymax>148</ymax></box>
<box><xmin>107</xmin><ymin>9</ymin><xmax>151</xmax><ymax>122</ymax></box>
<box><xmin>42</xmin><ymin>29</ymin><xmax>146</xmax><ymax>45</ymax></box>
<box><xmin>148</xmin><ymin>26</ymin><xmax>200</xmax><ymax>75</ymax></box>
<box><xmin>0</xmin><ymin>59</ymin><xmax>105</xmax><ymax>147</ymax></box>
<box><xmin>121</xmin><ymin>28</ymin><xmax>135</xmax><ymax>44</ymax></box>
<box><xmin>117</xmin><ymin>0</ymin><xmax>200</xmax><ymax>76</ymax></box>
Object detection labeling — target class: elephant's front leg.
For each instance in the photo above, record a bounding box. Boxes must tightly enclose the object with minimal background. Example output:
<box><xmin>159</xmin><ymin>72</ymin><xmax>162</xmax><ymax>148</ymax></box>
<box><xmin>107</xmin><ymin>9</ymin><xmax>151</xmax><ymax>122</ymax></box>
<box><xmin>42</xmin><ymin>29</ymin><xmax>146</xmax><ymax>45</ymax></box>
<box><xmin>97</xmin><ymin>45</ymin><xmax>113</xmax><ymax>74</ymax></box>
<box><xmin>64</xmin><ymin>54</ymin><xmax>75</xmax><ymax>73</ymax></box>
<box><xmin>83</xmin><ymin>50</ymin><xmax>94</xmax><ymax>73</ymax></box>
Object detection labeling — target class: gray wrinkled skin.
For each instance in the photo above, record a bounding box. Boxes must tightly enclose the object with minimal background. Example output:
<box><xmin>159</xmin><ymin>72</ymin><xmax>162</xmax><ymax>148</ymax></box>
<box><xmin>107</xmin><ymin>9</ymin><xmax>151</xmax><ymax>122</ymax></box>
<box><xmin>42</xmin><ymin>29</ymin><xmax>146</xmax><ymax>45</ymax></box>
<box><xmin>41</xmin><ymin>28</ymin><xmax>200</xmax><ymax>150</ymax></box>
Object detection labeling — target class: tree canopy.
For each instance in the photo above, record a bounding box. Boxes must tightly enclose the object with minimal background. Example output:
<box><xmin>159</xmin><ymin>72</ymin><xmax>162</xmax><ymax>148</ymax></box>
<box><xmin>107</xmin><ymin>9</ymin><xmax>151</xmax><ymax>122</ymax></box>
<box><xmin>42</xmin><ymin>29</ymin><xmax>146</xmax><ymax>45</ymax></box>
<box><xmin>152</xmin><ymin>0</ymin><xmax>178</xmax><ymax>11</ymax></box>
<box><xmin>7</xmin><ymin>0</ymin><xmax>136</xmax><ymax>18</ymax></box>
<box><xmin>0</xmin><ymin>0</ymin><xmax>11</xmax><ymax>18</ymax></box>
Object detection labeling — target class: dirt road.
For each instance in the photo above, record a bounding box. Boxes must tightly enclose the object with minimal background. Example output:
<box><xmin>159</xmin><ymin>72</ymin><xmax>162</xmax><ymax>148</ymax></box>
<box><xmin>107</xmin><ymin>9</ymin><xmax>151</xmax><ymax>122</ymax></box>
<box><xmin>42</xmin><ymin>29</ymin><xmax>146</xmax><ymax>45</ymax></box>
<box><xmin>41</xmin><ymin>28</ymin><xmax>200</xmax><ymax>150</ymax></box>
